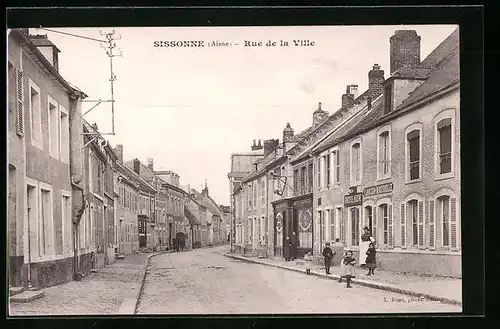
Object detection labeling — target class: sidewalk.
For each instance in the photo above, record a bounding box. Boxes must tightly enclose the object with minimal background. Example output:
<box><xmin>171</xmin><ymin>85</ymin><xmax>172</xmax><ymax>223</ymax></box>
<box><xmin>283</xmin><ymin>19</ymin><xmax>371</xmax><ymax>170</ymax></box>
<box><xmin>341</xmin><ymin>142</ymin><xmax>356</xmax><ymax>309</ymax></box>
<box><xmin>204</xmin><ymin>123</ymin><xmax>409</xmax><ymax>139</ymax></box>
<box><xmin>9</xmin><ymin>251</ymin><xmax>165</xmax><ymax>316</ymax></box>
<box><xmin>224</xmin><ymin>253</ymin><xmax>462</xmax><ymax>306</ymax></box>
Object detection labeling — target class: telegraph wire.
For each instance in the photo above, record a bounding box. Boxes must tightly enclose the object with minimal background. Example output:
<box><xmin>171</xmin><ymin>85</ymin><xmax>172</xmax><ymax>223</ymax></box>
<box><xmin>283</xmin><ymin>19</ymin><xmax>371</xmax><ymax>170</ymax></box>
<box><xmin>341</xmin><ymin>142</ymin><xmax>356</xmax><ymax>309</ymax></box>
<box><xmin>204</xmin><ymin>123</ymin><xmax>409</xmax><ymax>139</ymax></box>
<box><xmin>38</xmin><ymin>26</ymin><xmax>108</xmax><ymax>43</ymax></box>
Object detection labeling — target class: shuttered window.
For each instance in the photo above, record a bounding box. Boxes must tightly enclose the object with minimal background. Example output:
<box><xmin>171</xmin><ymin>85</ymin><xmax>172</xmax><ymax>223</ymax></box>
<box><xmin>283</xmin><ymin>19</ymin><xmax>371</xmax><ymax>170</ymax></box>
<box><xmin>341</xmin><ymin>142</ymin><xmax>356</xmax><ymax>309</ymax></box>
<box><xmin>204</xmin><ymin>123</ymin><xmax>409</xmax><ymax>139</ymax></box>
<box><xmin>429</xmin><ymin>200</ymin><xmax>436</xmax><ymax>248</ymax></box>
<box><xmin>317</xmin><ymin>158</ymin><xmax>321</xmax><ymax>188</ymax></box>
<box><xmin>439</xmin><ymin>196</ymin><xmax>450</xmax><ymax>247</ymax></box>
<box><xmin>388</xmin><ymin>204</ymin><xmax>393</xmax><ymax>247</ymax></box>
<box><xmin>330</xmin><ymin>209</ymin><xmax>335</xmax><ymax>242</ymax></box>
<box><xmin>408</xmin><ymin>130</ymin><xmax>420</xmax><ymax>180</ymax></box>
<box><xmin>16</xmin><ymin>68</ymin><xmax>24</xmax><ymax>136</ymax></box>
<box><xmin>372</xmin><ymin>206</ymin><xmax>377</xmax><ymax>244</ymax></box>
<box><xmin>379</xmin><ymin>131</ymin><xmax>390</xmax><ymax>176</ymax></box>
<box><xmin>307</xmin><ymin>163</ymin><xmax>313</xmax><ymax>193</ymax></box>
<box><xmin>400</xmin><ymin>203</ymin><xmax>406</xmax><ymax>247</ymax></box>
<box><xmin>293</xmin><ymin>169</ymin><xmax>299</xmax><ymax>196</ymax></box>
<box><xmin>381</xmin><ymin>204</ymin><xmax>389</xmax><ymax>245</ymax></box>
<box><xmin>340</xmin><ymin>208</ymin><xmax>345</xmax><ymax>244</ymax></box>
<box><xmin>300</xmin><ymin>166</ymin><xmax>306</xmax><ymax>195</ymax></box>
<box><xmin>418</xmin><ymin>200</ymin><xmax>424</xmax><ymax>248</ymax></box>
<box><xmin>335</xmin><ymin>151</ymin><xmax>340</xmax><ymax>184</ymax></box>
<box><xmin>326</xmin><ymin>153</ymin><xmax>331</xmax><ymax>186</ymax></box>
<box><xmin>350</xmin><ymin>207</ymin><xmax>360</xmax><ymax>246</ymax></box>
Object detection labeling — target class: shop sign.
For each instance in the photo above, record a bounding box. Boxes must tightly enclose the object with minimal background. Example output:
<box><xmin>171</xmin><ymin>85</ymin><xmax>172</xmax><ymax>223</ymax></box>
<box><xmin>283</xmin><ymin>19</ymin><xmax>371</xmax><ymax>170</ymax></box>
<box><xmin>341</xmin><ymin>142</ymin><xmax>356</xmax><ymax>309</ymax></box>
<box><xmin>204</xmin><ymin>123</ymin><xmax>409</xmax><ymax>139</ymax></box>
<box><xmin>344</xmin><ymin>193</ymin><xmax>363</xmax><ymax>207</ymax></box>
<box><xmin>363</xmin><ymin>182</ymin><xmax>394</xmax><ymax>197</ymax></box>
<box><xmin>293</xmin><ymin>197</ymin><xmax>312</xmax><ymax>207</ymax></box>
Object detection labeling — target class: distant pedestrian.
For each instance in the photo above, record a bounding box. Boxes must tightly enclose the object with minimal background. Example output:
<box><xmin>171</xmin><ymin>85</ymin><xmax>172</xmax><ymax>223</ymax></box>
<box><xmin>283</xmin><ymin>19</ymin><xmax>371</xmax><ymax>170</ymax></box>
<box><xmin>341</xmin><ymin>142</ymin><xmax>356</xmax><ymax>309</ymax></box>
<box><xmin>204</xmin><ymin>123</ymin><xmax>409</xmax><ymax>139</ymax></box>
<box><xmin>284</xmin><ymin>236</ymin><xmax>291</xmax><ymax>261</ymax></box>
<box><xmin>366</xmin><ymin>242</ymin><xmax>377</xmax><ymax>276</ymax></box>
<box><xmin>322</xmin><ymin>242</ymin><xmax>335</xmax><ymax>274</ymax></box>
<box><xmin>291</xmin><ymin>231</ymin><xmax>299</xmax><ymax>260</ymax></box>
<box><xmin>360</xmin><ymin>227</ymin><xmax>374</xmax><ymax>266</ymax></box>
<box><xmin>303</xmin><ymin>251</ymin><xmax>313</xmax><ymax>275</ymax></box>
<box><xmin>340</xmin><ymin>250</ymin><xmax>356</xmax><ymax>288</ymax></box>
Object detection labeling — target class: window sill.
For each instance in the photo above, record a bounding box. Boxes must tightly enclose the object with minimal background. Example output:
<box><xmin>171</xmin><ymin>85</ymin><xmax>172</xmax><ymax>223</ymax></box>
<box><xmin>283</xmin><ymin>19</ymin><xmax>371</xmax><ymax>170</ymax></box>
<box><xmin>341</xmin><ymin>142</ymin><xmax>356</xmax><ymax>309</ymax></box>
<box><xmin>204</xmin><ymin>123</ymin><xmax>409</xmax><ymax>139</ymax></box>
<box><xmin>434</xmin><ymin>172</ymin><xmax>455</xmax><ymax>181</ymax></box>
<box><xmin>405</xmin><ymin>178</ymin><xmax>422</xmax><ymax>185</ymax></box>
<box><xmin>376</xmin><ymin>175</ymin><xmax>391</xmax><ymax>182</ymax></box>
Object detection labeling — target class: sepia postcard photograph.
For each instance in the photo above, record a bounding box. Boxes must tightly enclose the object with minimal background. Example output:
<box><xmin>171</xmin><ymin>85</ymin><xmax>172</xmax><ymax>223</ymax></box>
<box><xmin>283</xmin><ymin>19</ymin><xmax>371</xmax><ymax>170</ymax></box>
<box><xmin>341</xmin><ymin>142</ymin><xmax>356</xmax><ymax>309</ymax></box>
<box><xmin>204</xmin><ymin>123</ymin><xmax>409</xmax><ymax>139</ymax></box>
<box><xmin>6</xmin><ymin>7</ymin><xmax>480</xmax><ymax>318</ymax></box>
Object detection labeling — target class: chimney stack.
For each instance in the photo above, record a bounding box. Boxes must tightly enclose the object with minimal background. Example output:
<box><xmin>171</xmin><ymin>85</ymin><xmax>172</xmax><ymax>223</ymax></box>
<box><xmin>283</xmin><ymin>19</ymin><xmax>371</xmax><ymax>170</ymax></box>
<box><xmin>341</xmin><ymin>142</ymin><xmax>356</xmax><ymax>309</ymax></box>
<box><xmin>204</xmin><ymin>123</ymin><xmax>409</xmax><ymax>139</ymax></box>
<box><xmin>133</xmin><ymin>158</ymin><xmax>141</xmax><ymax>175</ymax></box>
<box><xmin>283</xmin><ymin>122</ymin><xmax>294</xmax><ymax>143</ymax></box>
<box><xmin>263</xmin><ymin>139</ymin><xmax>280</xmax><ymax>157</ymax></box>
<box><xmin>147</xmin><ymin>158</ymin><xmax>154</xmax><ymax>171</ymax></box>
<box><xmin>29</xmin><ymin>34</ymin><xmax>60</xmax><ymax>72</ymax></box>
<box><xmin>368</xmin><ymin>64</ymin><xmax>385</xmax><ymax>100</ymax></box>
<box><xmin>115</xmin><ymin>144</ymin><xmax>123</xmax><ymax>162</ymax></box>
<box><xmin>390</xmin><ymin>30</ymin><xmax>421</xmax><ymax>75</ymax></box>
<box><xmin>341</xmin><ymin>85</ymin><xmax>355</xmax><ymax>107</ymax></box>
<box><xmin>251</xmin><ymin>139</ymin><xmax>258</xmax><ymax>151</ymax></box>
<box><xmin>350</xmin><ymin>84</ymin><xmax>359</xmax><ymax>99</ymax></box>
<box><xmin>313</xmin><ymin>102</ymin><xmax>329</xmax><ymax>128</ymax></box>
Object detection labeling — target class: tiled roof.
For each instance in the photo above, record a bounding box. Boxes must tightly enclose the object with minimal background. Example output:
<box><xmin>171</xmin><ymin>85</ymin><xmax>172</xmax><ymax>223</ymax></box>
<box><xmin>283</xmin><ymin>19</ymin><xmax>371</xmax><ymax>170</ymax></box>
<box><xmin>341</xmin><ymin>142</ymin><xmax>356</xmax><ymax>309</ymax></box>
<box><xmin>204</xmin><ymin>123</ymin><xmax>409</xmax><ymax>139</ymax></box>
<box><xmin>184</xmin><ymin>207</ymin><xmax>200</xmax><ymax>225</ymax></box>
<box><xmin>314</xmin><ymin>28</ymin><xmax>459</xmax><ymax>153</ymax></box>
<box><xmin>241</xmin><ymin>151</ymin><xmax>282</xmax><ymax>183</ymax></box>
<box><xmin>190</xmin><ymin>189</ymin><xmax>222</xmax><ymax>216</ymax></box>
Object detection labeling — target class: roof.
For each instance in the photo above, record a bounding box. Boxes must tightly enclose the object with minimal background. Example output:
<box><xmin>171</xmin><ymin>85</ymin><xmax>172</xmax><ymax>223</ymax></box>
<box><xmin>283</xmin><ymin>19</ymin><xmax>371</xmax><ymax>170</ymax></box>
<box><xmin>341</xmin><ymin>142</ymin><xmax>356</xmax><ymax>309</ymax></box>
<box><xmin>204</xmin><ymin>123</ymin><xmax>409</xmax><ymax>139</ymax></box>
<box><xmin>190</xmin><ymin>189</ymin><xmax>222</xmax><ymax>216</ymax></box>
<box><xmin>313</xmin><ymin>28</ymin><xmax>459</xmax><ymax>153</ymax></box>
<box><xmin>241</xmin><ymin>151</ymin><xmax>281</xmax><ymax>183</ymax></box>
<box><xmin>30</xmin><ymin>34</ymin><xmax>61</xmax><ymax>52</ymax></box>
<box><xmin>184</xmin><ymin>207</ymin><xmax>200</xmax><ymax>225</ymax></box>
<box><xmin>10</xmin><ymin>29</ymin><xmax>87</xmax><ymax>98</ymax></box>
<box><xmin>115</xmin><ymin>160</ymin><xmax>156</xmax><ymax>193</ymax></box>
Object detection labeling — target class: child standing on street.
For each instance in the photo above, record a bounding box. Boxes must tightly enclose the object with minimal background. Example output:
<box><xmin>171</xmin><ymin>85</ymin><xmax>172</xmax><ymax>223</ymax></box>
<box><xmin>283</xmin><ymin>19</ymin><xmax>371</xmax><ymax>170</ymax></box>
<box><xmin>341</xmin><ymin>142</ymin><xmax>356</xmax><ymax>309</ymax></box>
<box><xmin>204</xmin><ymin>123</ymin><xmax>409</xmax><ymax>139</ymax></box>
<box><xmin>303</xmin><ymin>251</ymin><xmax>313</xmax><ymax>275</ymax></box>
<box><xmin>366</xmin><ymin>243</ymin><xmax>377</xmax><ymax>276</ymax></box>
<box><xmin>342</xmin><ymin>250</ymin><xmax>357</xmax><ymax>288</ymax></box>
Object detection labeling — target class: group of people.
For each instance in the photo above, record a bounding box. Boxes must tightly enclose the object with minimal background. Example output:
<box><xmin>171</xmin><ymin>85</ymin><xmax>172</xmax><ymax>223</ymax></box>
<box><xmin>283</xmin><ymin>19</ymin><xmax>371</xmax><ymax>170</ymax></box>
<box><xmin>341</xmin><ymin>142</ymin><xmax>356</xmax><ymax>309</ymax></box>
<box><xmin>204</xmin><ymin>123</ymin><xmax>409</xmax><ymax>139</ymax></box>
<box><xmin>284</xmin><ymin>231</ymin><xmax>299</xmax><ymax>261</ymax></box>
<box><xmin>171</xmin><ymin>237</ymin><xmax>186</xmax><ymax>252</ymax></box>
<box><xmin>301</xmin><ymin>227</ymin><xmax>378</xmax><ymax>288</ymax></box>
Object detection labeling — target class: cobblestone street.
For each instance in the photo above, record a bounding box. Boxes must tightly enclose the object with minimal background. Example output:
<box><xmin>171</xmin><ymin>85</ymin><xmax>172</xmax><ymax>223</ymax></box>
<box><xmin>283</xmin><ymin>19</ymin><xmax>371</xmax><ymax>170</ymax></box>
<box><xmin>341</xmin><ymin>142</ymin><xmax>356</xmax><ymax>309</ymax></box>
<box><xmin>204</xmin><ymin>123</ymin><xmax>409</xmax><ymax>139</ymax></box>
<box><xmin>9</xmin><ymin>253</ymin><xmax>151</xmax><ymax>316</ymax></box>
<box><xmin>136</xmin><ymin>246</ymin><xmax>461</xmax><ymax>314</ymax></box>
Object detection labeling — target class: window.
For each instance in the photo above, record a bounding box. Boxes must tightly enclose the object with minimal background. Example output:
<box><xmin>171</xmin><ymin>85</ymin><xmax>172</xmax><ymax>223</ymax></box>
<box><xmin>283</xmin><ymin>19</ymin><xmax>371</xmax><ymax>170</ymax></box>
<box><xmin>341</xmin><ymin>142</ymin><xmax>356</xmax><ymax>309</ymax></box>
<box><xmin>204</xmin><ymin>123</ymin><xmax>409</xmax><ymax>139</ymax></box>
<box><xmin>335</xmin><ymin>207</ymin><xmax>342</xmax><ymax>241</ymax></box>
<box><xmin>384</xmin><ymin>83</ymin><xmax>393</xmax><ymax>114</ymax></box>
<box><xmin>29</xmin><ymin>80</ymin><xmax>42</xmax><ymax>147</ymax></box>
<box><xmin>438</xmin><ymin>119</ymin><xmax>452</xmax><ymax>174</ymax></box>
<box><xmin>378</xmin><ymin>130</ymin><xmax>390</xmax><ymax>178</ymax></box>
<box><xmin>364</xmin><ymin>206</ymin><xmax>374</xmax><ymax>241</ymax></box>
<box><xmin>293</xmin><ymin>169</ymin><xmax>299</xmax><ymax>195</ymax></box>
<box><xmin>40</xmin><ymin>186</ymin><xmax>54</xmax><ymax>256</ymax></box>
<box><xmin>406</xmin><ymin>128</ymin><xmax>421</xmax><ymax>181</ymax></box>
<box><xmin>334</xmin><ymin>150</ymin><xmax>340</xmax><ymax>185</ymax></box>
<box><xmin>326</xmin><ymin>153</ymin><xmax>331</xmax><ymax>186</ymax></box>
<box><xmin>351</xmin><ymin>142</ymin><xmax>361</xmax><ymax>185</ymax></box>
<box><xmin>97</xmin><ymin>163</ymin><xmax>103</xmax><ymax>194</ymax></box>
<box><xmin>406</xmin><ymin>199</ymin><xmax>424</xmax><ymax>247</ymax></box>
<box><xmin>438</xmin><ymin>196</ymin><xmax>450</xmax><ymax>247</ymax></box>
<box><xmin>48</xmin><ymin>97</ymin><xmax>59</xmax><ymax>158</ymax></box>
<box><xmin>62</xmin><ymin>194</ymin><xmax>71</xmax><ymax>253</ymax></box>
<box><xmin>318</xmin><ymin>210</ymin><xmax>324</xmax><ymax>248</ymax></box>
<box><xmin>350</xmin><ymin>207</ymin><xmax>360</xmax><ymax>246</ymax></box>
<box><xmin>329</xmin><ymin>209</ymin><xmax>335</xmax><ymax>241</ymax></box>
<box><xmin>307</xmin><ymin>163</ymin><xmax>313</xmax><ymax>193</ymax></box>
<box><xmin>317</xmin><ymin>158</ymin><xmax>321</xmax><ymax>188</ymax></box>
<box><xmin>10</xmin><ymin>64</ymin><xmax>24</xmax><ymax>136</ymax></box>
<box><xmin>300</xmin><ymin>166</ymin><xmax>306</xmax><ymax>195</ymax></box>
<box><xmin>380</xmin><ymin>204</ymin><xmax>389</xmax><ymax>245</ymax></box>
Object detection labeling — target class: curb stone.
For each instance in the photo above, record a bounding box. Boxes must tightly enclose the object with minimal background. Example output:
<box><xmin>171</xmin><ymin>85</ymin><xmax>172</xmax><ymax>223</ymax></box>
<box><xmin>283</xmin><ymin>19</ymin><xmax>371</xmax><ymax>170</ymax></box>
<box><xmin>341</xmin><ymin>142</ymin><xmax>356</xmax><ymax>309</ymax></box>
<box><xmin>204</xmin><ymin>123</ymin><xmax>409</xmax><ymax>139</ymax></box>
<box><xmin>116</xmin><ymin>251</ymin><xmax>166</xmax><ymax>314</ymax></box>
<box><xmin>223</xmin><ymin>253</ymin><xmax>462</xmax><ymax>306</ymax></box>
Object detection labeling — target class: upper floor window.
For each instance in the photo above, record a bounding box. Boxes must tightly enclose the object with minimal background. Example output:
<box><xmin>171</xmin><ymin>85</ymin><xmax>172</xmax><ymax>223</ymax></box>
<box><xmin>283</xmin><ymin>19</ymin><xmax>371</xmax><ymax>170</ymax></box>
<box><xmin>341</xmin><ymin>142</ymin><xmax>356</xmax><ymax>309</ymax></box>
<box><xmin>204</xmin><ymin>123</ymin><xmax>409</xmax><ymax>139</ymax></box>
<box><xmin>350</xmin><ymin>141</ymin><xmax>361</xmax><ymax>185</ymax></box>
<box><xmin>326</xmin><ymin>153</ymin><xmax>331</xmax><ymax>186</ymax></box>
<box><xmin>334</xmin><ymin>150</ymin><xmax>340</xmax><ymax>185</ymax></box>
<box><xmin>300</xmin><ymin>166</ymin><xmax>306</xmax><ymax>195</ymax></box>
<box><xmin>48</xmin><ymin>97</ymin><xmax>59</xmax><ymax>159</ymax></box>
<box><xmin>434</xmin><ymin>109</ymin><xmax>455</xmax><ymax>178</ymax></box>
<box><xmin>28</xmin><ymin>79</ymin><xmax>42</xmax><ymax>148</ymax></box>
<box><xmin>383</xmin><ymin>83</ymin><xmax>393</xmax><ymax>114</ymax></box>
<box><xmin>316</xmin><ymin>158</ymin><xmax>321</xmax><ymax>188</ymax></box>
<box><xmin>294</xmin><ymin>169</ymin><xmax>299</xmax><ymax>195</ymax></box>
<box><xmin>378</xmin><ymin>129</ymin><xmax>391</xmax><ymax>179</ymax></box>
<box><xmin>307</xmin><ymin>163</ymin><xmax>313</xmax><ymax>193</ymax></box>
<box><xmin>405</xmin><ymin>124</ymin><xmax>422</xmax><ymax>182</ymax></box>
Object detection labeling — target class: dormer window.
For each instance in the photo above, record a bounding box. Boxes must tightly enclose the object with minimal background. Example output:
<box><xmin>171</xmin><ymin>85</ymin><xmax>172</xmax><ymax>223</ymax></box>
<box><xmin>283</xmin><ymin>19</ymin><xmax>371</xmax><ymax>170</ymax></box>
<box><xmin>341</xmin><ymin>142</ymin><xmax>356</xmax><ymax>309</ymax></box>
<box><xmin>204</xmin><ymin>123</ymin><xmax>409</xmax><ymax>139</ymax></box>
<box><xmin>384</xmin><ymin>83</ymin><xmax>393</xmax><ymax>114</ymax></box>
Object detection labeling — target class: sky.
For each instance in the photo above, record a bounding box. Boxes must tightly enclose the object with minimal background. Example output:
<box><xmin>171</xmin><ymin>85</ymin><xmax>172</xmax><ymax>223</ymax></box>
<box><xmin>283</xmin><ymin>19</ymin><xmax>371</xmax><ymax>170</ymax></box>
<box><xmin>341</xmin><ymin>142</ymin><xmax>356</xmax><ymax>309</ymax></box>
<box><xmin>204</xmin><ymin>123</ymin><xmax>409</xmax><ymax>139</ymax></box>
<box><xmin>29</xmin><ymin>24</ymin><xmax>457</xmax><ymax>206</ymax></box>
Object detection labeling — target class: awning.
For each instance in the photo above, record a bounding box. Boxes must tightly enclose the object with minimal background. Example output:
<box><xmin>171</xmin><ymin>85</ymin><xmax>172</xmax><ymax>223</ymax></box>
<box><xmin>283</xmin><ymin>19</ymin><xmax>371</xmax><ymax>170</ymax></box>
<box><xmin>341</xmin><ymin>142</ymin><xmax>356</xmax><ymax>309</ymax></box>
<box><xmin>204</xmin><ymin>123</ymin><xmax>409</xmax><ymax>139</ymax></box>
<box><xmin>184</xmin><ymin>208</ymin><xmax>200</xmax><ymax>225</ymax></box>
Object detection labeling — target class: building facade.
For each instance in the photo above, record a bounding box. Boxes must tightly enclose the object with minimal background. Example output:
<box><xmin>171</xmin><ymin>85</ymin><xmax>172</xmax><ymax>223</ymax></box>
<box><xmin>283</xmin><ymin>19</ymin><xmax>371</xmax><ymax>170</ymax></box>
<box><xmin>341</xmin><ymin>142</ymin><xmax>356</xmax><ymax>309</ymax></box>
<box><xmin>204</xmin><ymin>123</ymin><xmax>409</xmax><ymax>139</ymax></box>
<box><xmin>312</xmin><ymin>29</ymin><xmax>460</xmax><ymax>277</ymax></box>
<box><xmin>8</xmin><ymin>29</ymin><xmax>87</xmax><ymax>289</ymax></box>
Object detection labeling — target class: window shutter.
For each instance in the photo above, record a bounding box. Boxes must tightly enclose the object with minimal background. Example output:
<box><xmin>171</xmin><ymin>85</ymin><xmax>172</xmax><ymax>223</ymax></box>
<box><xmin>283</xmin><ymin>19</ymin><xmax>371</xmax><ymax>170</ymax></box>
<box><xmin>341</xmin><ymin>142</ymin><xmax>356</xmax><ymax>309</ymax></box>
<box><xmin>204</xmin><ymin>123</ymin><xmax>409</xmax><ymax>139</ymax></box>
<box><xmin>418</xmin><ymin>201</ymin><xmax>424</xmax><ymax>247</ymax></box>
<box><xmin>400</xmin><ymin>203</ymin><xmax>406</xmax><ymax>247</ymax></box>
<box><xmin>425</xmin><ymin>200</ymin><xmax>430</xmax><ymax>248</ymax></box>
<box><xmin>372</xmin><ymin>207</ymin><xmax>377</xmax><ymax>244</ymax></box>
<box><xmin>429</xmin><ymin>200</ymin><xmax>435</xmax><ymax>248</ymax></box>
<box><xmin>340</xmin><ymin>208</ymin><xmax>345</xmax><ymax>243</ymax></box>
<box><xmin>16</xmin><ymin>68</ymin><xmax>24</xmax><ymax>136</ymax></box>
<box><xmin>388</xmin><ymin>204</ymin><xmax>393</xmax><ymax>247</ymax></box>
<box><xmin>450</xmin><ymin>197</ymin><xmax>457</xmax><ymax>249</ymax></box>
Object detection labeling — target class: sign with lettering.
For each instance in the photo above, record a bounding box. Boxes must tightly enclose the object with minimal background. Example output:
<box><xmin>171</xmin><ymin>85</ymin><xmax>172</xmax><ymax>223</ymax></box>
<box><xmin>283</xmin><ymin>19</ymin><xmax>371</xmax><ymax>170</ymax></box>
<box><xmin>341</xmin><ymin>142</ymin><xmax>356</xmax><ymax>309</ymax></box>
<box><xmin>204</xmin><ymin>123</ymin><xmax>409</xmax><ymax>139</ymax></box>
<box><xmin>344</xmin><ymin>193</ymin><xmax>363</xmax><ymax>207</ymax></box>
<box><xmin>363</xmin><ymin>182</ymin><xmax>394</xmax><ymax>197</ymax></box>
<box><xmin>348</xmin><ymin>187</ymin><xmax>358</xmax><ymax>195</ymax></box>
<box><xmin>293</xmin><ymin>197</ymin><xmax>312</xmax><ymax>207</ymax></box>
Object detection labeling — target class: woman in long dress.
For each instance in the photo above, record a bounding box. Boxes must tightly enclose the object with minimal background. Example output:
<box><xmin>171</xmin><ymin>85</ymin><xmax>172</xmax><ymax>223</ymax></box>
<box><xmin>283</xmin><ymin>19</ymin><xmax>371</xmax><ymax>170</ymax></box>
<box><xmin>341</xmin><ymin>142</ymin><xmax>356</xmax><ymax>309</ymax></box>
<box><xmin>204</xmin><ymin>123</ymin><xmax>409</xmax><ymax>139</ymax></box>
<box><xmin>359</xmin><ymin>227</ymin><xmax>374</xmax><ymax>266</ymax></box>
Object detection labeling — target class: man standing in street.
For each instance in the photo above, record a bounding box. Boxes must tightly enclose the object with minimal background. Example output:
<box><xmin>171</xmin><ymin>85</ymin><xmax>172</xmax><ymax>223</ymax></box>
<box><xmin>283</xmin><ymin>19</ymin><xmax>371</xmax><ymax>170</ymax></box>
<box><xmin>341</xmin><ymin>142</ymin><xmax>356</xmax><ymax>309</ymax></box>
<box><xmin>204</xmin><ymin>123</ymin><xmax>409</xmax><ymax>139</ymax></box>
<box><xmin>291</xmin><ymin>231</ymin><xmax>299</xmax><ymax>260</ymax></box>
<box><xmin>322</xmin><ymin>242</ymin><xmax>335</xmax><ymax>275</ymax></box>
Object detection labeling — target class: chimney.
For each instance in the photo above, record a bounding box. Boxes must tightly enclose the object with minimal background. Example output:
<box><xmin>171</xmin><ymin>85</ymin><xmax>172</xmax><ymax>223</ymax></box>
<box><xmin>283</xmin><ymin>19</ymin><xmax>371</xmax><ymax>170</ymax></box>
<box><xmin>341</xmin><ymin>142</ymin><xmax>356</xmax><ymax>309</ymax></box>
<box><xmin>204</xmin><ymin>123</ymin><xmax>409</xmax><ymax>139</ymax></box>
<box><xmin>368</xmin><ymin>64</ymin><xmax>385</xmax><ymax>100</ymax></box>
<box><xmin>263</xmin><ymin>139</ymin><xmax>280</xmax><ymax>157</ymax></box>
<box><xmin>258</xmin><ymin>140</ymin><xmax>262</xmax><ymax>148</ymax></box>
<box><xmin>341</xmin><ymin>85</ymin><xmax>355</xmax><ymax>107</ymax></box>
<box><xmin>202</xmin><ymin>179</ymin><xmax>209</xmax><ymax>197</ymax></box>
<box><xmin>313</xmin><ymin>102</ymin><xmax>329</xmax><ymax>128</ymax></box>
<box><xmin>147</xmin><ymin>158</ymin><xmax>154</xmax><ymax>171</ymax></box>
<box><xmin>133</xmin><ymin>158</ymin><xmax>141</xmax><ymax>175</ymax></box>
<box><xmin>390</xmin><ymin>30</ymin><xmax>421</xmax><ymax>75</ymax></box>
<box><xmin>29</xmin><ymin>34</ymin><xmax>60</xmax><ymax>72</ymax></box>
<box><xmin>115</xmin><ymin>144</ymin><xmax>123</xmax><ymax>162</ymax></box>
<box><xmin>350</xmin><ymin>84</ymin><xmax>359</xmax><ymax>99</ymax></box>
<box><xmin>283</xmin><ymin>122</ymin><xmax>294</xmax><ymax>143</ymax></box>
<box><xmin>251</xmin><ymin>139</ymin><xmax>258</xmax><ymax>151</ymax></box>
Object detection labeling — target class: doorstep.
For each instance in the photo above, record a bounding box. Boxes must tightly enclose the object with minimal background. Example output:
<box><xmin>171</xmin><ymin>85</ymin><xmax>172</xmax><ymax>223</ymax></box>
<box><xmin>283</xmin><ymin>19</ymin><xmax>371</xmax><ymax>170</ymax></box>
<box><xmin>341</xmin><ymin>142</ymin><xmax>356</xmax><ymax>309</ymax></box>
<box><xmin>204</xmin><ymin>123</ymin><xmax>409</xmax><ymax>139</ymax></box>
<box><xmin>10</xmin><ymin>290</ymin><xmax>45</xmax><ymax>303</ymax></box>
<box><xmin>9</xmin><ymin>286</ymin><xmax>24</xmax><ymax>296</ymax></box>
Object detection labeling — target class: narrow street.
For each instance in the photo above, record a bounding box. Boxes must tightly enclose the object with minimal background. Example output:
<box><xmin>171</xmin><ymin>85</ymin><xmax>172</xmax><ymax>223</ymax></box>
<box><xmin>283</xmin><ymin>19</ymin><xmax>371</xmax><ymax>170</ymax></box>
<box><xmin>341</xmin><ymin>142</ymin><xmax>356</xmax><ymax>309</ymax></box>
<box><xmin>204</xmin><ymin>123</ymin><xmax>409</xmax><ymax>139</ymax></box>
<box><xmin>136</xmin><ymin>246</ymin><xmax>460</xmax><ymax>314</ymax></box>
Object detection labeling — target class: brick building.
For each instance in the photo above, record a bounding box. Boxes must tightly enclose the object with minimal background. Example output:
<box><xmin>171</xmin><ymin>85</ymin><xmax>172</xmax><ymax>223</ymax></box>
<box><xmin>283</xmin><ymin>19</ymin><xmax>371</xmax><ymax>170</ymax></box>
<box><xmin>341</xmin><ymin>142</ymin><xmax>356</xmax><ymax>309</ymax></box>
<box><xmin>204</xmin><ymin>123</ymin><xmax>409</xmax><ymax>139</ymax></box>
<box><xmin>312</xmin><ymin>29</ymin><xmax>460</xmax><ymax>277</ymax></box>
<box><xmin>8</xmin><ymin>29</ymin><xmax>87</xmax><ymax>289</ymax></box>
